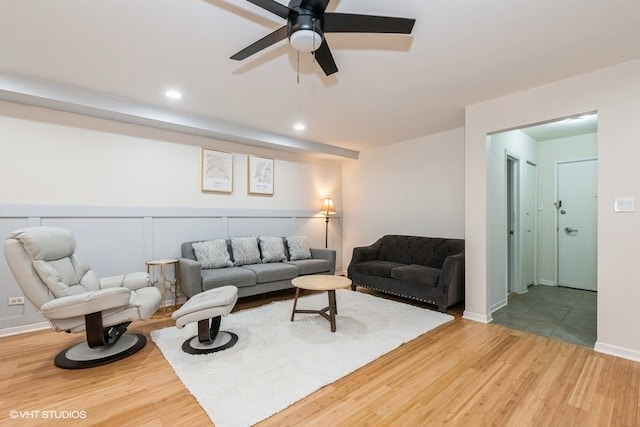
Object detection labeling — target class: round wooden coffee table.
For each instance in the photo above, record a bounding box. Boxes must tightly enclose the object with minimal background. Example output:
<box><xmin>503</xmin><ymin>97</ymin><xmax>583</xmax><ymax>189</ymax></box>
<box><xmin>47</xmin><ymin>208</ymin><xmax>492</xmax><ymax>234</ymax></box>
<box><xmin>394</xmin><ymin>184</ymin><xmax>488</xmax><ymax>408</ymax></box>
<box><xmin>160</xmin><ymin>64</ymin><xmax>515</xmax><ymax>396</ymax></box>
<box><xmin>290</xmin><ymin>275</ymin><xmax>352</xmax><ymax>332</ymax></box>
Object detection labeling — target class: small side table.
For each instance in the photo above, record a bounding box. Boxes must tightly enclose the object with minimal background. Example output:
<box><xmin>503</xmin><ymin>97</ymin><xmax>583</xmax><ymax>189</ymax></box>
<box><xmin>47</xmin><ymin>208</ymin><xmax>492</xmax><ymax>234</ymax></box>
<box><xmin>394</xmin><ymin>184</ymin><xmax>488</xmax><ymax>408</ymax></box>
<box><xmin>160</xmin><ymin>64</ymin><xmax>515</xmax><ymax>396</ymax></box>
<box><xmin>290</xmin><ymin>275</ymin><xmax>352</xmax><ymax>332</ymax></box>
<box><xmin>146</xmin><ymin>258</ymin><xmax>181</xmax><ymax>310</ymax></box>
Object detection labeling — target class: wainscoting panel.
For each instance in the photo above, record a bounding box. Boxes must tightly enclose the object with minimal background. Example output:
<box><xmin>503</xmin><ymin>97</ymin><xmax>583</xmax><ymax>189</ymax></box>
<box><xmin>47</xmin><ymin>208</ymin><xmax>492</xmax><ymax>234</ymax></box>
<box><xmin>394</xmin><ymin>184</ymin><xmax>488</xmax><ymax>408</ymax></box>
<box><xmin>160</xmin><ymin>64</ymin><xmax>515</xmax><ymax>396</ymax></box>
<box><xmin>152</xmin><ymin>217</ymin><xmax>224</xmax><ymax>259</ymax></box>
<box><xmin>0</xmin><ymin>204</ymin><xmax>340</xmax><ymax>332</ymax></box>
<box><xmin>42</xmin><ymin>217</ymin><xmax>147</xmax><ymax>277</ymax></box>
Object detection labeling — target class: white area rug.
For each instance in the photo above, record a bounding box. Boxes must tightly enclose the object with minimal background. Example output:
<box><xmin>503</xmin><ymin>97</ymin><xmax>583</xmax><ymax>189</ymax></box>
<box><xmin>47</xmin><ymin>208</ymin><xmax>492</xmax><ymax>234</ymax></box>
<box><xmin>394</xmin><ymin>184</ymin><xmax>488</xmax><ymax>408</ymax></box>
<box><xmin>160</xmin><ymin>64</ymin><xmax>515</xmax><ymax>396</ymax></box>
<box><xmin>151</xmin><ymin>289</ymin><xmax>453</xmax><ymax>426</ymax></box>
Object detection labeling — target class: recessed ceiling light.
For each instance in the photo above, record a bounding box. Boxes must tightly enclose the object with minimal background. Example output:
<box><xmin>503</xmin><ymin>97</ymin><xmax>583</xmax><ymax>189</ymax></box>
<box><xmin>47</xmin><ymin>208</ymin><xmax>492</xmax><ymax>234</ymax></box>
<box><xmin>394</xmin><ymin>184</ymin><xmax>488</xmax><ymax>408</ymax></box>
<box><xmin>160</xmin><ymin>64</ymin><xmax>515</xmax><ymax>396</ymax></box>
<box><xmin>294</xmin><ymin>122</ymin><xmax>306</xmax><ymax>131</ymax></box>
<box><xmin>165</xmin><ymin>89</ymin><xmax>182</xmax><ymax>100</ymax></box>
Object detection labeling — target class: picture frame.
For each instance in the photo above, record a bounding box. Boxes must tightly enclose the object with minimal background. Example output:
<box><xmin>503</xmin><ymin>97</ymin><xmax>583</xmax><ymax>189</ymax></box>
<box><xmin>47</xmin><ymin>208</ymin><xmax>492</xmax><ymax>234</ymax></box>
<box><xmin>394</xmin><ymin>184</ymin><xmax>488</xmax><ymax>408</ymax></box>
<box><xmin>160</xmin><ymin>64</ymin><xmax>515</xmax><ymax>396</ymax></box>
<box><xmin>201</xmin><ymin>149</ymin><xmax>233</xmax><ymax>193</ymax></box>
<box><xmin>248</xmin><ymin>155</ymin><xmax>274</xmax><ymax>195</ymax></box>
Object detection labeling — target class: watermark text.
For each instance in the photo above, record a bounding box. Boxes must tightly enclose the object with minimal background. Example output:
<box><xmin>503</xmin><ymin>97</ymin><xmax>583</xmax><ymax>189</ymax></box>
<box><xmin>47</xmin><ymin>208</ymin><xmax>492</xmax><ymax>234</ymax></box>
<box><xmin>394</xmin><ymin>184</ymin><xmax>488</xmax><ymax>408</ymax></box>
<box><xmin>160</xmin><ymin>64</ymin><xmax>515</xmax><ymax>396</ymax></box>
<box><xmin>9</xmin><ymin>409</ymin><xmax>87</xmax><ymax>420</ymax></box>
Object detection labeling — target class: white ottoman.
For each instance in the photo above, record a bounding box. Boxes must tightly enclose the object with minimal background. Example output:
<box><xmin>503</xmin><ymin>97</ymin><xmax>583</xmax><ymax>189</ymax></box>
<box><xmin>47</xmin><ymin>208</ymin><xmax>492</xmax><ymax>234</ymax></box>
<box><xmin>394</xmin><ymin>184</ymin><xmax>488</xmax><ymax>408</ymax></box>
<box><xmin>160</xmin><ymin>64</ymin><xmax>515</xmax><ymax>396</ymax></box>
<box><xmin>172</xmin><ymin>286</ymin><xmax>238</xmax><ymax>354</ymax></box>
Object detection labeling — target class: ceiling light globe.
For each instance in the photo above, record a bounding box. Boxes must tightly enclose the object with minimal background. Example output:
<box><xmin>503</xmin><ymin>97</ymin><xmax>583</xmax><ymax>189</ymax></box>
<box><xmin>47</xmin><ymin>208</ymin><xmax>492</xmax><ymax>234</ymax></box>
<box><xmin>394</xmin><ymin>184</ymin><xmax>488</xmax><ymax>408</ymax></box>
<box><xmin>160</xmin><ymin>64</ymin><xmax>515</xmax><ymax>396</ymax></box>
<box><xmin>290</xmin><ymin>30</ymin><xmax>323</xmax><ymax>53</ymax></box>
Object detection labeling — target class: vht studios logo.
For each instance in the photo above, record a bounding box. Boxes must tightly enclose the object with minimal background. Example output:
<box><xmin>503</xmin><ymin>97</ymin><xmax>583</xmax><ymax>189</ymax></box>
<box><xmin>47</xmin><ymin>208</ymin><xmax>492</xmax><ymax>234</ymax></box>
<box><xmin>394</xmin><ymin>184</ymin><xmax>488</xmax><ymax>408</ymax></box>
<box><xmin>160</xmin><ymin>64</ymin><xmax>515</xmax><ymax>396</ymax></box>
<box><xmin>9</xmin><ymin>409</ymin><xmax>87</xmax><ymax>420</ymax></box>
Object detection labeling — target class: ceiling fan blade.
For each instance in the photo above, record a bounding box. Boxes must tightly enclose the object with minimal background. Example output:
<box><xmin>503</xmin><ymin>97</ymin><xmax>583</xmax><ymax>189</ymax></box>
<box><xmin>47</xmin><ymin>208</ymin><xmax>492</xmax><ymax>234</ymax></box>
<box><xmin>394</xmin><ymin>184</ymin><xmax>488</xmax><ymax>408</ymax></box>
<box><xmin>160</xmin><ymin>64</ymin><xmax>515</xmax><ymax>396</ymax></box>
<box><xmin>230</xmin><ymin>25</ymin><xmax>289</xmax><ymax>60</ymax></box>
<box><xmin>314</xmin><ymin>39</ymin><xmax>338</xmax><ymax>76</ymax></box>
<box><xmin>324</xmin><ymin>13</ymin><xmax>416</xmax><ymax>34</ymax></box>
<box><xmin>246</xmin><ymin>0</ymin><xmax>291</xmax><ymax>19</ymax></box>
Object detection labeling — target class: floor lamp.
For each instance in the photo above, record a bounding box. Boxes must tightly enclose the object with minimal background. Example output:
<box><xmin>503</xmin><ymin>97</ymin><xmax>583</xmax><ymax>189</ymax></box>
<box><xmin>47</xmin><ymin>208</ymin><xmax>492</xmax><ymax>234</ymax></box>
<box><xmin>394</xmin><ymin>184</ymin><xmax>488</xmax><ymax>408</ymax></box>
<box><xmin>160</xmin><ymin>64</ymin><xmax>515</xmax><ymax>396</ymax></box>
<box><xmin>320</xmin><ymin>197</ymin><xmax>337</xmax><ymax>248</ymax></box>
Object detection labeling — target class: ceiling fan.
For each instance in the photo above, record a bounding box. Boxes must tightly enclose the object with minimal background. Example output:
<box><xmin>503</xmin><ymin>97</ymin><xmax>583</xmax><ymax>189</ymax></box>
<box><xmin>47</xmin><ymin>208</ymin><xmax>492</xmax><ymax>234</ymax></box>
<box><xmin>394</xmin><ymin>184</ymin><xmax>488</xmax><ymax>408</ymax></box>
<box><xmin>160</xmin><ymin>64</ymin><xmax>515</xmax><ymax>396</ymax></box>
<box><xmin>230</xmin><ymin>0</ymin><xmax>416</xmax><ymax>76</ymax></box>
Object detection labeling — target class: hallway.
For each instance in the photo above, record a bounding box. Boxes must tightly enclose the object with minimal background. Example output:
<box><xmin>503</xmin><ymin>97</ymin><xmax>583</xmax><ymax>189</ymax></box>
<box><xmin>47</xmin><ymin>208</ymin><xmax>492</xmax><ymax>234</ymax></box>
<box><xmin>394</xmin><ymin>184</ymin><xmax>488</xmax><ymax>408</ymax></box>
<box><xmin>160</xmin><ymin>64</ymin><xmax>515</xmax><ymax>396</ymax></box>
<box><xmin>491</xmin><ymin>285</ymin><xmax>597</xmax><ymax>347</ymax></box>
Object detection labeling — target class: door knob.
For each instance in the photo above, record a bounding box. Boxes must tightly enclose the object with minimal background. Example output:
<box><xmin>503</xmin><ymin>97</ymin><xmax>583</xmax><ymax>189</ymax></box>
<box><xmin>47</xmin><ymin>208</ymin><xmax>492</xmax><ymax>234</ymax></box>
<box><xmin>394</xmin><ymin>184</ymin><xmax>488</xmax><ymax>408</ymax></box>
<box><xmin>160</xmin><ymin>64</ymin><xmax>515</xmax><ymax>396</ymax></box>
<box><xmin>564</xmin><ymin>227</ymin><xmax>578</xmax><ymax>233</ymax></box>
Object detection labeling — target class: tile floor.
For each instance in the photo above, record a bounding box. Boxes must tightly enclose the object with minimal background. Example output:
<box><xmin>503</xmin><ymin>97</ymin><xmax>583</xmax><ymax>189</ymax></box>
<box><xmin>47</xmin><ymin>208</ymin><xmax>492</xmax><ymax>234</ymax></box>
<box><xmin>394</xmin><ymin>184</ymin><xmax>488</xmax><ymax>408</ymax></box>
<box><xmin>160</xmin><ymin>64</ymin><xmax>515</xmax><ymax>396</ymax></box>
<box><xmin>491</xmin><ymin>284</ymin><xmax>597</xmax><ymax>348</ymax></box>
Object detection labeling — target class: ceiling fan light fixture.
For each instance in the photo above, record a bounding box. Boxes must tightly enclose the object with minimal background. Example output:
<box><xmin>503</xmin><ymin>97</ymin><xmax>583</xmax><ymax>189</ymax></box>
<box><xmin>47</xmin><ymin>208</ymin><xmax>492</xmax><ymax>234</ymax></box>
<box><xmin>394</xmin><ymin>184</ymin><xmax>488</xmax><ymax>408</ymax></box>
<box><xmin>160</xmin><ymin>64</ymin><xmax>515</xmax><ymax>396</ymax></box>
<box><xmin>289</xmin><ymin>29</ymin><xmax>323</xmax><ymax>53</ymax></box>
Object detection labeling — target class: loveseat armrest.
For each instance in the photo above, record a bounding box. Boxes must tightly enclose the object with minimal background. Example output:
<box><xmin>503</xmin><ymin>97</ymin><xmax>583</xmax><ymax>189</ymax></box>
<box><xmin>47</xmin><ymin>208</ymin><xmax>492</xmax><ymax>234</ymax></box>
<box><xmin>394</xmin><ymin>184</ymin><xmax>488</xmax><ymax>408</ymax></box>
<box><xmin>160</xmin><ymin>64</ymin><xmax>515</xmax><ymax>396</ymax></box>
<box><xmin>179</xmin><ymin>257</ymin><xmax>202</xmax><ymax>298</ymax></box>
<box><xmin>310</xmin><ymin>248</ymin><xmax>336</xmax><ymax>275</ymax></box>
<box><xmin>438</xmin><ymin>250</ymin><xmax>465</xmax><ymax>306</ymax></box>
<box><xmin>40</xmin><ymin>287</ymin><xmax>131</xmax><ymax>320</ymax></box>
<box><xmin>347</xmin><ymin>240</ymin><xmax>382</xmax><ymax>274</ymax></box>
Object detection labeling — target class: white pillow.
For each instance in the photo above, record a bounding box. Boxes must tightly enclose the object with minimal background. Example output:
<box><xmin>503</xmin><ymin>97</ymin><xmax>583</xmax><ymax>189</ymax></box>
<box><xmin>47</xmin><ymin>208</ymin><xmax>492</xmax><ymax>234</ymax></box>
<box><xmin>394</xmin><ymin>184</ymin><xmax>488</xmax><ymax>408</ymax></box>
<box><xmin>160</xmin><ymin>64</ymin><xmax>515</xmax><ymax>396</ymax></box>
<box><xmin>258</xmin><ymin>236</ymin><xmax>287</xmax><ymax>263</ymax></box>
<box><xmin>192</xmin><ymin>239</ymin><xmax>233</xmax><ymax>269</ymax></box>
<box><xmin>231</xmin><ymin>236</ymin><xmax>262</xmax><ymax>266</ymax></box>
<box><xmin>287</xmin><ymin>235</ymin><xmax>312</xmax><ymax>261</ymax></box>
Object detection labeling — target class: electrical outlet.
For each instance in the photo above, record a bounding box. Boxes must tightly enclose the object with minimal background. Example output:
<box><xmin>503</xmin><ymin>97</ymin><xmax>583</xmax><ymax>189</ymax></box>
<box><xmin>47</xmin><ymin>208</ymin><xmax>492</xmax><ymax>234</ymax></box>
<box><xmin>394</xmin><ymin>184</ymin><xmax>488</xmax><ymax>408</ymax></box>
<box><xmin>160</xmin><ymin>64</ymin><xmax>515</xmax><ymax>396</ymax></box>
<box><xmin>8</xmin><ymin>296</ymin><xmax>25</xmax><ymax>306</ymax></box>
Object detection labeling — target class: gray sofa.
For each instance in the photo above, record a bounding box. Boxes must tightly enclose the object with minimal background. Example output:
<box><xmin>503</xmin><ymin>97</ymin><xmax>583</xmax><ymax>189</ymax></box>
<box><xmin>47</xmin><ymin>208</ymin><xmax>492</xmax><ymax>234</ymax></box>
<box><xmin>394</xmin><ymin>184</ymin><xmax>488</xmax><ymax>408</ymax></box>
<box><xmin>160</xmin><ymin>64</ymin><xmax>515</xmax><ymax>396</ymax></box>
<box><xmin>347</xmin><ymin>235</ymin><xmax>465</xmax><ymax>312</ymax></box>
<box><xmin>179</xmin><ymin>236</ymin><xmax>336</xmax><ymax>298</ymax></box>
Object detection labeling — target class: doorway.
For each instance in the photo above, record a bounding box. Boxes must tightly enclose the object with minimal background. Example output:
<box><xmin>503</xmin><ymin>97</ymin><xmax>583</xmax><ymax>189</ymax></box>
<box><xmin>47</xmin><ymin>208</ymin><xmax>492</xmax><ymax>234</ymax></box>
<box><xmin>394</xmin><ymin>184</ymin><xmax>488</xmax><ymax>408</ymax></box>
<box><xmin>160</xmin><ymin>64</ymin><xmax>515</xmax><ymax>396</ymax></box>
<box><xmin>506</xmin><ymin>155</ymin><xmax>519</xmax><ymax>294</ymax></box>
<box><xmin>491</xmin><ymin>113</ymin><xmax>598</xmax><ymax>347</ymax></box>
<box><xmin>506</xmin><ymin>154</ymin><xmax>536</xmax><ymax>296</ymax></box>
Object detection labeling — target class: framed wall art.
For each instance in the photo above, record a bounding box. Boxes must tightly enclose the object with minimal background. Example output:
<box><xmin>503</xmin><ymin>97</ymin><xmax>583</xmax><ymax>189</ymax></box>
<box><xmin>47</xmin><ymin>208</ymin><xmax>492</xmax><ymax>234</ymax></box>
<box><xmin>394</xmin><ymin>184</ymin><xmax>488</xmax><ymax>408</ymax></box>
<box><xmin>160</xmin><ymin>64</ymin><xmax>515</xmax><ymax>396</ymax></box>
<box><xmin>201</xmin><ymin>149</ymin><xmax>233</xmax><ymax>193</ymax></box>
<box><xmin>248</xmin><ymin>155</ymin><xmax>274</xmax><ymax>195</ymax></box>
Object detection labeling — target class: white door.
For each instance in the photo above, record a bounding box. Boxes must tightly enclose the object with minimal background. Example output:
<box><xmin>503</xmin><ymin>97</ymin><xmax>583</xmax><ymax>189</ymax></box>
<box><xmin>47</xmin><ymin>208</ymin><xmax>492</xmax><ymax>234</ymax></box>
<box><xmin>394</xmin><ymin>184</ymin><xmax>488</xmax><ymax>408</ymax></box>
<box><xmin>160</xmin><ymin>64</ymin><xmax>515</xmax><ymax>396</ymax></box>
<box><xmin>557</xmin><ymin>159</ymin><xmax>597</xmax><ymax>291</ymax></box>
<box><xmin>522</xmin><ymin>162</ymin><xmax>536</xmax><ymax>288</ymax></box>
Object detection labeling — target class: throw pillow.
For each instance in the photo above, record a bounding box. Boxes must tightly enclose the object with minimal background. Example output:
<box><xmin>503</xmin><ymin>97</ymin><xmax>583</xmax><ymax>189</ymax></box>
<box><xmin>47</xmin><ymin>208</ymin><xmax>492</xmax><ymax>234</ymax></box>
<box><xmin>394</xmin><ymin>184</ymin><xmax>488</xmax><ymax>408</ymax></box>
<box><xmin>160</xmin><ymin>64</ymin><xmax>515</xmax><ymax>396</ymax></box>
<box><xmin>231</xmin><ymin>236</ymin><xmax>261</xmax><ymax>266</ymax></box>
<box><xmin>287</xmin><ymin>235</ymin><xmax>312</xmax><ymax>261</ymax></box>
<box><xmin>192</xmin><ymin>239</ymin><xmax>233</xmax><ymax>269</ymax></box>
<box><xmin>258</xmin><ymin>236</ymin><xmax>287</xmax><ymax>263</ymax></box>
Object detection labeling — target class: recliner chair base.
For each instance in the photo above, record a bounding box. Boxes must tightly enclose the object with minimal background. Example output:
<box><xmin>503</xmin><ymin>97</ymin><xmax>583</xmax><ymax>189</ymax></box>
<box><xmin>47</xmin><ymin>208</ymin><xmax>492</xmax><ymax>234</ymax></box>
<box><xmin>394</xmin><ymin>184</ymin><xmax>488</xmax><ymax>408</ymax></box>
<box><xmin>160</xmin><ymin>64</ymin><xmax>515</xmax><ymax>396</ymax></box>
<box><xmin>54</xmin><ymin>333</ymin><xmax>147</xmax><ymax>369</ymax></box>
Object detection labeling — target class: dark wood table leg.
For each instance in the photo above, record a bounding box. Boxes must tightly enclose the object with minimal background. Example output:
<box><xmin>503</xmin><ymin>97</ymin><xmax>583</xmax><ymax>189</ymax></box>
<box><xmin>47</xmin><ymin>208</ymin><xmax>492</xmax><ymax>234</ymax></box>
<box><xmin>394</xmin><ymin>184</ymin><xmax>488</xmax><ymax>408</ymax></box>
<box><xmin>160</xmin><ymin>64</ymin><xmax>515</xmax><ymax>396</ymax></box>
<box><xmin>328</xmin><ymin>289</ymin><xmax>337</xmax><ymax>332</ymax></box>
<box><xmin>291</xmin><ymin>287</ymin><xmax>301</xmax><ymax>321</ymax></box>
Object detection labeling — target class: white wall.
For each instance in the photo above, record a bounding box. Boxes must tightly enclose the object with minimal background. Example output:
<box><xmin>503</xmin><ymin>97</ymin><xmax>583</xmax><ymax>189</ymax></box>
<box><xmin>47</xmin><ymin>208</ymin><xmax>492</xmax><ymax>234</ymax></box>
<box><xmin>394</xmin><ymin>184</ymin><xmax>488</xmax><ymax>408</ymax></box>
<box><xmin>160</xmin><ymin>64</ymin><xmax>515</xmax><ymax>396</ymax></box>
<box><xmin>465</xmin><ymin>59</ymin><xmax>640</xmax><ymax>361</ymax></box>
<box><xmin>536</xmin><ymin>133</ymin><xmax>597</xmax><ymax>285</ymax></box>
<box><xmin>342</xmin><ymin>128</ymin><xmax>465</xmax><ymax>269</ymax></box>
<box><xmin>0</xmin><ymin>101</ymin><xmax>342</xmax><ymax>210</ymax></box>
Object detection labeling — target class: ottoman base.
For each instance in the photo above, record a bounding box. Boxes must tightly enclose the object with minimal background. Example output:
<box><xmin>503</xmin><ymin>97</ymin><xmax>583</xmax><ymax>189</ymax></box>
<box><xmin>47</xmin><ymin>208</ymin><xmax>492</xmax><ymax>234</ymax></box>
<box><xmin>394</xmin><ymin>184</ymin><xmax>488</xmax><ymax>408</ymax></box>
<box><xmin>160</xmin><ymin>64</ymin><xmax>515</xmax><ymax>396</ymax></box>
<box><xmin>171</xmin><ymin>286</ymin><xmax>239</xmax><ymax>355</ymax></box>
<box><xmin>181</xmin><ymin>316</ymin><xmax>239</xmax><ymax>355</ymax></box>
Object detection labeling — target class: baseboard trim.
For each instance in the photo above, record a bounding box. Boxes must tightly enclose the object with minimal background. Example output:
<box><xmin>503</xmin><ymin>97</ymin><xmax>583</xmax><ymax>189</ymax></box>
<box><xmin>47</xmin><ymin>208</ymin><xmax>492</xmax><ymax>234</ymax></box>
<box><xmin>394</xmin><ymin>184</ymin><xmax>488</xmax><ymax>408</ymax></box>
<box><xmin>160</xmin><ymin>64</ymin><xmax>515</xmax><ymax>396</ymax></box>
<box><xmin>537</xmin><ymin>279</ymin><xmax>556</xmax><ymax>286</ymax></box>
<box><xmin>462</xmin><ymin>310</ymin><xmax>492</xmax><ymax>324</ymax></box>
<box><xmin>594</xmin><ymin>341</ymin><xmax>640</xmax><ymax>362</ymax></box>
<box><xmin>0</xmin><ymin>321</ymin><xmax>50</xmax><ymax>338</ymax></box>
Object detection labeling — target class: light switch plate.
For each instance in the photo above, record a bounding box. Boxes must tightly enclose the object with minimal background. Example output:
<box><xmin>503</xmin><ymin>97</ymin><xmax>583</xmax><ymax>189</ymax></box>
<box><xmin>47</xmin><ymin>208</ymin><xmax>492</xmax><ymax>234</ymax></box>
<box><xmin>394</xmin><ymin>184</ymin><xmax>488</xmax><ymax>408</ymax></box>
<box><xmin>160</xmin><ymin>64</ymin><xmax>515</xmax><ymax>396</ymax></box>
<box><xmin>614</xmin><ymin>197</ymin><xmax>634</xmax><ymax>213</ymax></box>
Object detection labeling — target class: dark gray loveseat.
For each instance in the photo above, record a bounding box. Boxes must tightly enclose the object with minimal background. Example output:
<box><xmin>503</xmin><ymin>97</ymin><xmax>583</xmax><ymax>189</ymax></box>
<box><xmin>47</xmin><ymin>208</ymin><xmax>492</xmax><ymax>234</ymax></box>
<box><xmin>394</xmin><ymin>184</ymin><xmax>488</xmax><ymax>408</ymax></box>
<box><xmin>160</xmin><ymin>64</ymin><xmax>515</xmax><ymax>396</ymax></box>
<box><xmin>347</xmin><ymin>235</ymin><xmax>465</xmax><ymax>312</ymax></box>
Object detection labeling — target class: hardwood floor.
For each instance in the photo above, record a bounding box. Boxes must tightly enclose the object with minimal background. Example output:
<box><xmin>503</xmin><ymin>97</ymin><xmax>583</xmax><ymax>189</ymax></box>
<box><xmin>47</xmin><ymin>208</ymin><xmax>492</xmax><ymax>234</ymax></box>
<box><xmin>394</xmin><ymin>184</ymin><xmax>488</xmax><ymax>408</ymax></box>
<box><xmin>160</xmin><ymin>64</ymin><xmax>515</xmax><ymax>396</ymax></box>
<box><xmin>2</xmin><ymin>291</ymin><xmax>639</xmax><ymax>426</ymax></box>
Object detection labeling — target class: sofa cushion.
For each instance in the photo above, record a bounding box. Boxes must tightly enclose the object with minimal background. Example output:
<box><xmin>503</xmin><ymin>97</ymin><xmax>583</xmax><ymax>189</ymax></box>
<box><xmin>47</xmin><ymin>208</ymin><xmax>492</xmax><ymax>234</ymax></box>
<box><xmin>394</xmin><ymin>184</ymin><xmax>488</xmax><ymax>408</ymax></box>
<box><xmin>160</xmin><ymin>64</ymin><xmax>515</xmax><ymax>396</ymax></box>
<box><xmin>391</xmin><ymin>264</ymin><xmax>441</xmax><ymax>287</ymax></box>
<box><xmin>241</xmin><ymin>263</ymin><xmax>298</xmax><ymax>283</ymax></box>
<box><xmin>231</xmin><ymin>236</ymin><xmax>262</xmax><ymax>266</ymax></box>
<box><xmin>352</xmin><ymin>260</ymin><xmax>406</xmax><ymax>278</ymax></box>
<box><xmin>287</xmin><ymin>259</ymin><xmax>332</xmax><ymax>275</ymax></box>
<box><xmin>192</xmin><ymin>239</ymin><xmax>233</xmax><ymax>269</ymax></box>
<box><xmin>201</xmin><ymin>267</ymin><xmax>257</xmax><ymax>290</ymax></box>
<box><xmin>286</xmin><ymin>235</ymin><xmax>312</xmax><ymax>261</ymax></box>
<box><xmin>258</xmin><ymin>236</ymin><xmax>287</xmax><ymax>263</ymax></box>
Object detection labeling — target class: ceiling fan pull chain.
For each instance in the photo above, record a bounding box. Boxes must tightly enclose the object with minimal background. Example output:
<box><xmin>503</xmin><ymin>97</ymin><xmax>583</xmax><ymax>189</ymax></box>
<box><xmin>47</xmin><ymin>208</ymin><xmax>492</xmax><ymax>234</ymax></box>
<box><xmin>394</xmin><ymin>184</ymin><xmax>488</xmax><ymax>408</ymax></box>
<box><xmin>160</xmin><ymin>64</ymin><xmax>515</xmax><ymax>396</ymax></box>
<box><xmin>312</xmin><ymin>17</ymin><xmax>317</xmax><ymax>64</ymax></box>
<box><xmin>297</xmin><ymin>51</ymin><xmax>300</xmax><ymax>84</ymax></box>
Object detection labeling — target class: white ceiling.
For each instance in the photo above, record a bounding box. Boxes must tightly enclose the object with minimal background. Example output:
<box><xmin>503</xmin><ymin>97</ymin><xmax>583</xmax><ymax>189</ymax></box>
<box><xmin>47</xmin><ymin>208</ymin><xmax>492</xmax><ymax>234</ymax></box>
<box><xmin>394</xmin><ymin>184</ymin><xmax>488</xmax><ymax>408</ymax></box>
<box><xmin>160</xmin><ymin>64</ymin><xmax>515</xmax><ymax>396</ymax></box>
<box><xmin>520</xmin><ymin>113</ymin><xmax>598</xmax><ymax>142</ymax></box>
<box><xmin>0</xmin><ymin>0</ymin><xmax>639</xmax><ymax>158</ymax></box>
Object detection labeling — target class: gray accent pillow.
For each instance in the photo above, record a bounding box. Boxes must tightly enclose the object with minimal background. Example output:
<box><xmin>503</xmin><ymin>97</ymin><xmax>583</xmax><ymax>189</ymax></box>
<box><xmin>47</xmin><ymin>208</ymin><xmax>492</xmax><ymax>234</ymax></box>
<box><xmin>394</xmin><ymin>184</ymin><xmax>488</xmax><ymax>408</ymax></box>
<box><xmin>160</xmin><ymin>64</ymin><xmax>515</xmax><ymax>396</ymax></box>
<box><xmin>287</xmin><ymin>235</ymin><xmax>312</xmax><ymax>261</ymax></box>
<box><xmin>192</xmin><ymin>239</ymin><xmax>233</xmax><ymax>269</ymax></box>
<box><xmin>258</xmin><ymin>236</ymin><xmax>287</xmax><ymax>263</ymax></box>
<box><xmin>231</xmin><ymin>236</ymin><xmax>262</xmax><ymax>266</ymax></box>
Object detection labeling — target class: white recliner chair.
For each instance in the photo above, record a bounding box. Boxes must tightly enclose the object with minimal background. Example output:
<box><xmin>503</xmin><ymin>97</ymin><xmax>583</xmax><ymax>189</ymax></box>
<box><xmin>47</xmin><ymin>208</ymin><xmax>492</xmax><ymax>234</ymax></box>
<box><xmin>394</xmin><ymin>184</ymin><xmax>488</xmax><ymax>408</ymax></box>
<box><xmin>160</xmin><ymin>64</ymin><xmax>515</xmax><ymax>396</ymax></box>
<box><xmin>4</xmin><ymin>226</ymin><xmax>162</xmax><ymax>369</ymax></box>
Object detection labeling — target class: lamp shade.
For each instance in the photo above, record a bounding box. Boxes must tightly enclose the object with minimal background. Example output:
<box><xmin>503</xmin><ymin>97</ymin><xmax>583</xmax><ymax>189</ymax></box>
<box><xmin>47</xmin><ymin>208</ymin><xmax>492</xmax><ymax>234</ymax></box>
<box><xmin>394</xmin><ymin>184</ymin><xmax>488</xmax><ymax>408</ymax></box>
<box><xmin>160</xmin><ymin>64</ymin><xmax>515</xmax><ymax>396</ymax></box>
<box><xmin>320</xmin><ymin>198</ymin><xmax>337</xmax><ymax>216</ymax></box>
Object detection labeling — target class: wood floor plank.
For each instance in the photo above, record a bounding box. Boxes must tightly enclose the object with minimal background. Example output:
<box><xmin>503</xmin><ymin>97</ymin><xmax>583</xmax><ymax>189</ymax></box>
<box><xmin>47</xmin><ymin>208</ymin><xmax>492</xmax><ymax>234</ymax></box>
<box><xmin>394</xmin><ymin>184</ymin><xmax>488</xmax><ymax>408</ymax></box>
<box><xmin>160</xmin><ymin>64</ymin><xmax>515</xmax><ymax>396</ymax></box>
<box><xmin>2</xmin><ymin>291</ymin><xmax>640</xmax><ymax>426</ymax></box>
